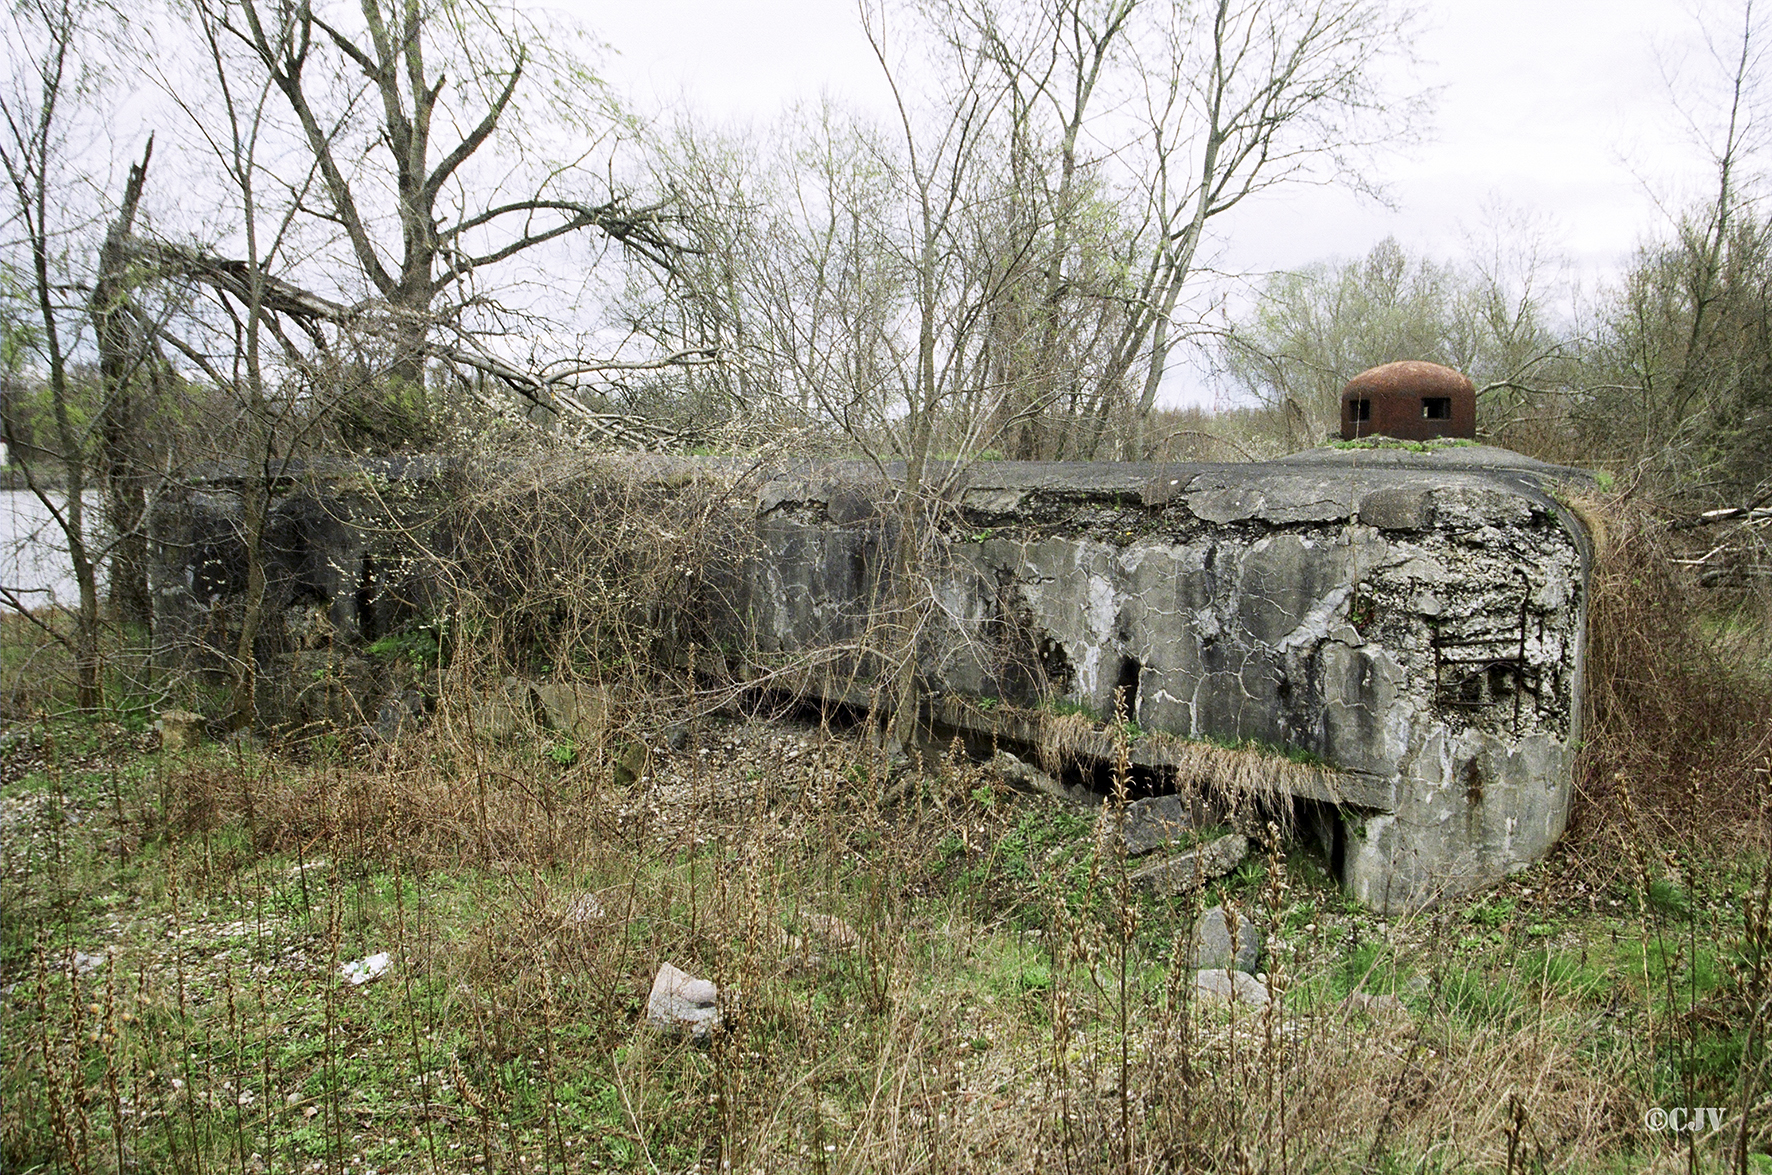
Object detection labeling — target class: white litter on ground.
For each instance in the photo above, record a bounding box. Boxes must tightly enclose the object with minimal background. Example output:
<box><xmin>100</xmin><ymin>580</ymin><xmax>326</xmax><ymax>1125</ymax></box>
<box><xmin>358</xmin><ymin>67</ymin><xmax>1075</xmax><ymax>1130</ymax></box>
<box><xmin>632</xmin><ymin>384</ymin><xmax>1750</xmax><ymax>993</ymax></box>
<box><xmin>340</xmin><ymin>952</ymin><xmax>390</xmax><ymax>985</ymax></box>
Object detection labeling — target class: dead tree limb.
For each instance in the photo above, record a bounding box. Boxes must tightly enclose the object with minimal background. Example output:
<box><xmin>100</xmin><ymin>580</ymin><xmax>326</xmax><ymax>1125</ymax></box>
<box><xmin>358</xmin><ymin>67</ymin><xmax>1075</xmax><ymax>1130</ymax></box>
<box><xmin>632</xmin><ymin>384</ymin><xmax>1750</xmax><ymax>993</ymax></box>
<box><xmin>131</xmin><ymin>238</ymin><xmax>715</xmax><ymax>450</ymax></box>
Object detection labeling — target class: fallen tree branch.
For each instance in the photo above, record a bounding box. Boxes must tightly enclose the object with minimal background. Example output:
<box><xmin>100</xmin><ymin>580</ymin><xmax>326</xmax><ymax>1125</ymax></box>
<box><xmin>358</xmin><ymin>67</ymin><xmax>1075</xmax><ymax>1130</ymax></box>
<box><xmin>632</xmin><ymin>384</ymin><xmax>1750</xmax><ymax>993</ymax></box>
<box><xmin>131</xmin><ymin>238</ymin><xmax>712</xmax><ymax>450</ymax></box>
<box><xmin>1672</xmin><ymin>487</ymin><xmax>1772</xmax><ymax>530</ymax></box>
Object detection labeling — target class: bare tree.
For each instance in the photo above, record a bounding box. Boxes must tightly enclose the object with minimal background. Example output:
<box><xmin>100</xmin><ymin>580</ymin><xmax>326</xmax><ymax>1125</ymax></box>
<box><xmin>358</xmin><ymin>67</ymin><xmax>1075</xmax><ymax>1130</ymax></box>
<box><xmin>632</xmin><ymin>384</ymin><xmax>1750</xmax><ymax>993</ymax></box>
<box><xmin>1100</xmin><ymin>0</ymin><xmax>1414</xmax><ymax>452</ymax></box>
<box><xmin>856</xmin><ymin>0</ymin><xmax>1019</xmax><ymax>748</ymax></box>
<box><xmin>0</xmin><ymin>0</ymin><xmax>111</xmax><ymax>708</ymax></box>
<box><xmin>615</xmin><ymin>0</ymin><xmax>1419</xmax><ymax>745</ymax></box>
<box><xmin>933</xmin><ymin>0</ymin><xmax>1141</xmax><ymax>459</ymax></box>
<box><xmin>1661</xmin><ymin>0</ymin><xmax>1766</xmax><ymax>433</ymax></box>
<box><xmin>629</xmin><ymin>0</ymin><xmax>1418</xmax><ymax>466</ymax></box>
<box><xmin>88</xmin><ymin>137</ymin><xmax>162</xmax><ymax>632</ymax></box>
<box><xmin>125</xmin><ymin>0</ymin><xmax>372</xmax><ymax>728</ymax></box>
<box><xmin>912</xmin><ymin>0</ymin><xmax>1421</xmax><ymax>458</ymax></box>
<box><xmin>1575</xmin><ymin>0</ymin><xmax>1772</xmax><ymax>509</ymax></box>
<box><xmin>194</xmin><ymin>0</ymin><xmax>695</xmax><ymax>437</ymax></box>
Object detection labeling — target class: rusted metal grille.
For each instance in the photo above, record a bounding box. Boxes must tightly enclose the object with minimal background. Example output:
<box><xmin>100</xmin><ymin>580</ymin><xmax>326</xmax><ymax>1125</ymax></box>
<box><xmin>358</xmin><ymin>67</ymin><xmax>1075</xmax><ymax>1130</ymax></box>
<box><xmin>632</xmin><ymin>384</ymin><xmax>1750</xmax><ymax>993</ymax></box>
<box><xmin>1432</xmin><ymin>597</ymin><xmax>1533</xmax><ymax>733</ymax></box>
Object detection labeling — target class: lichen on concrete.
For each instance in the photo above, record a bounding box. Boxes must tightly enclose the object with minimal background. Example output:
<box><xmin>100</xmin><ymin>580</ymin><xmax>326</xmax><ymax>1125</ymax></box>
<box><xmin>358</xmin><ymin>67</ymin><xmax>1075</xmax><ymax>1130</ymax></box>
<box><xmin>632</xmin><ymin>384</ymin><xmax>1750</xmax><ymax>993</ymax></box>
<box><xmin>743</xmin><ymin>447</ymin><xmax>1592</xmax><ymax>911</ymax></box>
<box><xmin>151</xmin><ymin>446</ymin><xmax>1592</xmax><ymax>912</ymax></box>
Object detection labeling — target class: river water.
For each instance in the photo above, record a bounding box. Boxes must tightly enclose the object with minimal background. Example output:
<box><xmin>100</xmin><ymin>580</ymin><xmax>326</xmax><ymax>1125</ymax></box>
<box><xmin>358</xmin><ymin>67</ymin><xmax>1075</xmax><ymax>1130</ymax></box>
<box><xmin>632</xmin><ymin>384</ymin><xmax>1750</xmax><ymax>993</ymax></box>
<box><xmin>1</xmin><ymin>488</ymin><xmax>101</xmax><ymax>609</ymax></box>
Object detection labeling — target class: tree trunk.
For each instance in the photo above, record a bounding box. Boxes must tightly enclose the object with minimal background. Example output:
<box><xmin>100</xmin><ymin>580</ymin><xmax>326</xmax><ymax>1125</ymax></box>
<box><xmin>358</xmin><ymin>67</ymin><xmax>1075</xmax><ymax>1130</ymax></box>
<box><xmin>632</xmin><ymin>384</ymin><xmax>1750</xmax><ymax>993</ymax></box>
<box><xmin>90</xmin><ymin>139</ymin><xmax>156</xmax><ymax>633</ymax></box>
<box><xmin>883</xmin><ymin>233</ymin><xmax>946</xmax><ymax>754</ymax></box>
<box><xmin>229</xmin><ymin>473</ymin><xmax>268</xmax><ymax>729</ymax></box>
<box><xmin>33</xmin><ymin>213</ymin><xmax>103</xmax><ymax>710</ymax></box>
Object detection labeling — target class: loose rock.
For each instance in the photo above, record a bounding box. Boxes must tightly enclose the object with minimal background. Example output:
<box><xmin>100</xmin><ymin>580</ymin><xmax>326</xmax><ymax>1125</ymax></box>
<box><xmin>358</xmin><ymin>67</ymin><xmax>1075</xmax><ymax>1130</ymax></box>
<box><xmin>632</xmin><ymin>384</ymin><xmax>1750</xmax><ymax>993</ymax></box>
<box><xmin>797</xmin><ymin>912</ymin><xmax>861</xmax><ymax>951</ymax></box>
<box><xmin>64</xmin><ymin>949</ymin><xmax>107</xmax><ymax>976</ymax></box>
<box><xmin>991</xmin><ymin>751</ymin><xmax>1099</xmax><ymax>806</ymax></box>
<box><xmin>613</xmin><ymin>739</ymin><xmax>652</xmax><ymax>787</ymax></box>
<box><xmin>561</xmin><ymin>892</ymin><xmax>606</xmax><ymax>926</ymax></box>
<box><xmin>1194</xmin><ymin>968</ymin><xmax>1270</xmax><ymax>1005</ymax></box>
<box><xmin>530</xmin><ymin>683</ymin><xmax>610</xmax><ymax>738</ymax></box>
<box><xmin>1187</xmin><ymin>905</ymin><xmax>1262</xmax><ymax>973</ymax></box>
<box><xmin>1343</xmin><ymin>991</ymin><xmax>1409</xmax><ymax>1018</ymax></box>
<box><xmin>465</xmin><ymin>694</ymin><xmax>521</xmax><ymax>741</ymax></box>
<box><xmin>1130</xmin><ymin>833</ymin><xmax>1249</xmax><ymax>897</ymax></box>
<box><xmin>1121</xmin><ymin>794</ymin><xmax>1194</xmax><ymax>857</ymax></box>
<box><xmin>340</xmin><ymin>952</ymin><xmax>390</xmax><ymax>985</ymax></box>
<box><xmin>157</xmin><ymin>710</ymin><xmax>205</xmax><ymax>751</ymax></box>
<box><xmin>647</xmin><ymin>962</ymin><xmax>721</xmax><ymax>1037</ymax></box>
<box><xmin>374</xmin><ymin>690</ymin><xmax>426</xmax><ymax>742</ymax></box>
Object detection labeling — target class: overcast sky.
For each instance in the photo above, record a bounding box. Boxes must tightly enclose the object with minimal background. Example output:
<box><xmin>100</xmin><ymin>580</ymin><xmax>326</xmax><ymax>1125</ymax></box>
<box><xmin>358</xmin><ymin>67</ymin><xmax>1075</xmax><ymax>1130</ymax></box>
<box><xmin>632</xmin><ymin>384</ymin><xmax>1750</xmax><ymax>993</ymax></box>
<box><xmin>582</xmin><ymin>0</ymin><xmax>1743</xmax><ymax>286</ymax></box>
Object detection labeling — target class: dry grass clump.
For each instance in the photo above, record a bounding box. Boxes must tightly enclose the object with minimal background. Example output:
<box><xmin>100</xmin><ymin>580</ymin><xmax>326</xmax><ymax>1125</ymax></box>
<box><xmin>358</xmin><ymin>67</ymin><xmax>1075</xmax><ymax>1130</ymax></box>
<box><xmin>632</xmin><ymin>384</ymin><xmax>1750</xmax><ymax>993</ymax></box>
<box><xmin>425</xmin><ymin>450</ymin><xmax>758</xmax><ymax>694</ymax></box>
<box><xmin>10</xmin><ymin>695</ymin><xmax>1759</xmax><ymax>1174</ymax></box>
<box><xmin>1570</xmin><ymin>492</ymin><xmax>1772</xmax><ymax>858</ymax></box>
<box><xmin>1031</xmin><ymin>707</ymin><xmax>1325</xmax><ymax>837</ymax></box>
<box><xmin>1035</xmin><ymin>708</ymin><xmax>1101</xmax><ymax>773</ymax></box>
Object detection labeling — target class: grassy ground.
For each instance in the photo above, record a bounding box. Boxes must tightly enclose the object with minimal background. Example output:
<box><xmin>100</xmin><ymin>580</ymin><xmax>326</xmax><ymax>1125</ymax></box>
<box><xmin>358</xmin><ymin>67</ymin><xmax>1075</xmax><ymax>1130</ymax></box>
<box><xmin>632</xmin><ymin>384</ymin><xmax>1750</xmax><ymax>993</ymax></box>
<box><xmin>3</xmin><ymin>706</ymin><xmax>1771</xmax><ymax>1175</ymax></box>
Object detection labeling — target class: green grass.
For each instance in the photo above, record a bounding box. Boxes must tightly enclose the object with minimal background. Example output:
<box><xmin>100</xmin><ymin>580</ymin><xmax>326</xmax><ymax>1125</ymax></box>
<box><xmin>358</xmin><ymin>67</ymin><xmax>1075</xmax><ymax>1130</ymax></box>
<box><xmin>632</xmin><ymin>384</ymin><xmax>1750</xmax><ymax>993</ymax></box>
<box><xmin>1039</xmin><ymin>696</ymin><xmax>1100</xmax><ymax>721</ymax></box>
<box><xmin>1439</xmin><ymin>966</ymin><xmax>1523</xmax><ymax>1028</ymax></box>
<box><xmin>366</xmin><ymin>626</ymin><xmax>444</xmax><ymax>673</ymax></box>
<box><xmin>5</xmin><ymin>712</ymin><xmax>1771</xmax><ymax>1172</ymax></box>
<box><xmin>1329</xmin><ymin>436</ymin><xmax>1476</xmax><ymax>453</ymax></box>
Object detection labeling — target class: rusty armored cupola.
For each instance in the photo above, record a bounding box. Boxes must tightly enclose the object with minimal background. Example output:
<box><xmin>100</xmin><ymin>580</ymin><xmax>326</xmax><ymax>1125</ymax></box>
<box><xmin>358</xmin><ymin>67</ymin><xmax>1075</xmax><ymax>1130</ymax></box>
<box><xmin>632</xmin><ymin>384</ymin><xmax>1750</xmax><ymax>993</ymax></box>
<box><xmin>1340</xmin><ymin>360</ymin><xmax>1477</xmax><ymax>442</ymax></box>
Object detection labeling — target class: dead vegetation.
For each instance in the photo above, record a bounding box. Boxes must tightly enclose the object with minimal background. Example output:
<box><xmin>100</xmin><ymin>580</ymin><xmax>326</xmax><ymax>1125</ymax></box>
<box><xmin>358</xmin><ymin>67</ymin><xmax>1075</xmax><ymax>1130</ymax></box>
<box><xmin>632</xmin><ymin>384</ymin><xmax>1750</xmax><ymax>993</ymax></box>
<box><xmin>6</xmin><ymin>467</ymin><xmax>1772</xmax><ymax>1173</ymax></box>
<box><xmin>1569</xmin><ymin>490</ymin><xmax>1772</xmax><ymax>858</ymax></box>
<box><xmin>6</xmin><ymin>683</ymin><xmax>1771</xmax><ymax>1173</ymax></box>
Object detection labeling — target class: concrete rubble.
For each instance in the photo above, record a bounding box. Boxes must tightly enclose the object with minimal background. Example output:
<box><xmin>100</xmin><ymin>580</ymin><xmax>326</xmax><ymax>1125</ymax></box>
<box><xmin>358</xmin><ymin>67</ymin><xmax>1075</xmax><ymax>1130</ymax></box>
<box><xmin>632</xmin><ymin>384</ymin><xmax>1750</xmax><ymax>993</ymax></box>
<box><xmin>1130</xmin><ymin>833</ymin><xmax>1250</xmax><ymax>896</ymax></box>
<box><xmin>991</xmin><ymin>751</ymin><xmax>1100</xmax><ymax>806</ymax></box>
<box><xmin>1193</xmin><ymin>968</ymin><xmax>1271</xmax><ymax>1005</ymax></box>
<box><xmin>647</xmin><ymin>962</ymin><xmax>722</xmax><ymax>1037</ymax></box>
<box><xmin>1186</xmin><ymin>905</ymin><xmax>1263</xmax><ymax>974</ymax></box>
<box><xmin>157</xmin><ymin>710</ymin><xmax>204</xmax><ymax>751</ymax></box>
<box><xmin>1119</xmin><ymin>794</ymin><xmax>1195</xmax><ymax>857</ymax></box>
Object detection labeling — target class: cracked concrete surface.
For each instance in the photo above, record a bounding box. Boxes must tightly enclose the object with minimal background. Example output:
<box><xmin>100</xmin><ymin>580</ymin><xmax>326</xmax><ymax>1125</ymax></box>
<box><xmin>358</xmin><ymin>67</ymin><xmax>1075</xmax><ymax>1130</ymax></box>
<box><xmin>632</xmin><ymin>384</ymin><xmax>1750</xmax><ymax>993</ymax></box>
<box><xmin>747</xmin><ymin>447</ymin><xmax>1593</xmax><ymax>911</ymax></box>
<box><xmin>152</xmin><ymin>446</ymin><xmax>1592</xmax><ymax>913</ymax></box>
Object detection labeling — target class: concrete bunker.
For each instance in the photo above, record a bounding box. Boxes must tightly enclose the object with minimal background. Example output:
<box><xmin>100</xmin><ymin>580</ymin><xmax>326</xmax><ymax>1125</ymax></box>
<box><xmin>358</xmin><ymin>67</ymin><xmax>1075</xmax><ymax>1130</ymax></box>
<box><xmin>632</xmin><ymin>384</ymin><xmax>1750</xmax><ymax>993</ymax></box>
<box><xmin>149</xmin><ymin>444</ymin><xmax>1591</xmax><ymax>913</ymax></box>
<box><xmin>745</xmin><ymin>445</ymin><xmax>1591</xmax><ymax>912</ymax></box>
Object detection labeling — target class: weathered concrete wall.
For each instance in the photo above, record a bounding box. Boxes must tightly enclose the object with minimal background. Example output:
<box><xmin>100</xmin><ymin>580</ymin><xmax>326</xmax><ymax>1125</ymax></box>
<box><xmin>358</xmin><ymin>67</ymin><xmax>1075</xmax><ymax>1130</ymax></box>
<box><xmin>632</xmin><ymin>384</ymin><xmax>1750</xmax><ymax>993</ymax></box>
<box><xmin>746</xmin><ymin>446</ymin><xmax>1591</xmax><ymax>911</ymax></box>
<box><xmin>150</xmin><ymin>446</ymin><xmax>1592</xmax><ymax>910</ymax></box>
<box><xmin>149</xmin><ymin>459</ymin><xmax>446</xmax><ymax>728</ymax></box>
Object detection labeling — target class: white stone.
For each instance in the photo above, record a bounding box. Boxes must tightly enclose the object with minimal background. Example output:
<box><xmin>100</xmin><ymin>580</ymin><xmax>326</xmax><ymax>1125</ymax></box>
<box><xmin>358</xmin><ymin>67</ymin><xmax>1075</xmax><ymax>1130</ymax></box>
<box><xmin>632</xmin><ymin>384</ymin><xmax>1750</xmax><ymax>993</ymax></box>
<box><xmin>647</xmin><ymin>962</ymin><xmax>722</xmax><ymax>1037</ymax></box>
<box><xmin>340</xmin><ymin>952</ymin><xmax>390</xmax><ymax>985</ymax></box>
<box><xmin>1193</xmin><ymin>968</ymin><xmax>1270</xmax><ymax>1004</ymax></box>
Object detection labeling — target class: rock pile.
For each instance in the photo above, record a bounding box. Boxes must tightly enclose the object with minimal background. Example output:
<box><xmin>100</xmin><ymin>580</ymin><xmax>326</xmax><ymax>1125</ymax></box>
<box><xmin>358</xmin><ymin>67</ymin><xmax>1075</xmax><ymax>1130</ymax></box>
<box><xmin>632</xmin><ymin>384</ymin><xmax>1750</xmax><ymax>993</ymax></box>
<box><xmin>1185</xmin><ymin>905</ymin><xmax>1269</xmax><ymax>1005</ymax></box>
